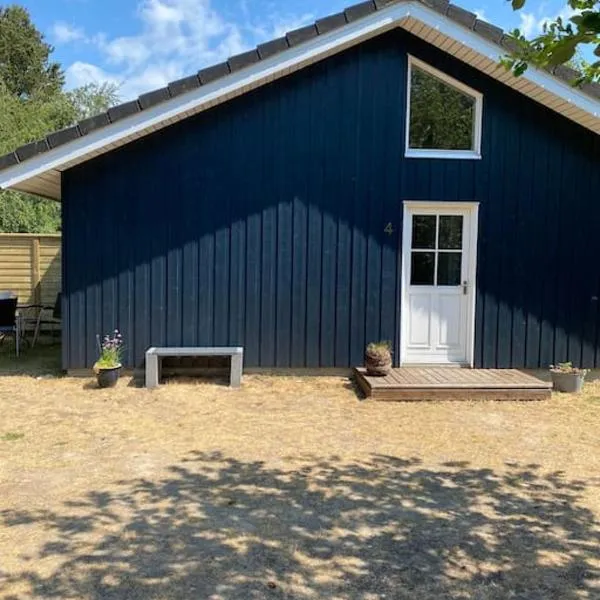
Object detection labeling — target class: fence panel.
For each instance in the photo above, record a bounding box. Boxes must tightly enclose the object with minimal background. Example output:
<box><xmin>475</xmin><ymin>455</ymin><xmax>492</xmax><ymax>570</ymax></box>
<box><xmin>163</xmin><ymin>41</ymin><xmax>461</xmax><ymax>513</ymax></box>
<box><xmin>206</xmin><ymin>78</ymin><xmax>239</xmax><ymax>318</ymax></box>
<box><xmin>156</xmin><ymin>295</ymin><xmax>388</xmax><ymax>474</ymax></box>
<box><xmin>0</xmin><ymin>234</ymin><xmax>61</xmax><ymax>306</ymax></box>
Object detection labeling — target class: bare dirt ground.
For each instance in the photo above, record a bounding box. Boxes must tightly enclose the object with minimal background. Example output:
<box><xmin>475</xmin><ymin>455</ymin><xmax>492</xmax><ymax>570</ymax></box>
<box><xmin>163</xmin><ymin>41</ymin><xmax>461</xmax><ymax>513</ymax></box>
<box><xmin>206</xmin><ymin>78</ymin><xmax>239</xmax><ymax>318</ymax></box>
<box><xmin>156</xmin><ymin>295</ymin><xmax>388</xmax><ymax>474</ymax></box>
<box><xmin>1</xmin><ymin>346</ymin><xmax>599</xmax><ymax>599</ymax></box>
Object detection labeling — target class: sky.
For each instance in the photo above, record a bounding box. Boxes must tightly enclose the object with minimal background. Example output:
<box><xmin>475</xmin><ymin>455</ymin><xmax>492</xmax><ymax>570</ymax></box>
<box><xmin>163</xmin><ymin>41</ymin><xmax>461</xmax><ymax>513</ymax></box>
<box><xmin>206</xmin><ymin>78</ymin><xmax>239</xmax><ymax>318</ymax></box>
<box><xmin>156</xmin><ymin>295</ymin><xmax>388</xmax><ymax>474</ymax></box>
<box><xmin>19</xmin><ymin>0</ymin><xmax>576</xmax><ymax>101</ymax></box>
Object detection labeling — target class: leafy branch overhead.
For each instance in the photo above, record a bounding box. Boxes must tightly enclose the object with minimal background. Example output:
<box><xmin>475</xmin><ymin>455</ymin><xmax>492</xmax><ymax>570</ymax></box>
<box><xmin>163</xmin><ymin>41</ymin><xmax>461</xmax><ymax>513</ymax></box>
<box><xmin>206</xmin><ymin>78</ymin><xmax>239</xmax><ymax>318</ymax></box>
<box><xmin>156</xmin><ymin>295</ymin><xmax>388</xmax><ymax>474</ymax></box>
<box><xmin>504</xmin><ymin>0</ymin><xmax>600</xmax><ymax>84</ymax></box>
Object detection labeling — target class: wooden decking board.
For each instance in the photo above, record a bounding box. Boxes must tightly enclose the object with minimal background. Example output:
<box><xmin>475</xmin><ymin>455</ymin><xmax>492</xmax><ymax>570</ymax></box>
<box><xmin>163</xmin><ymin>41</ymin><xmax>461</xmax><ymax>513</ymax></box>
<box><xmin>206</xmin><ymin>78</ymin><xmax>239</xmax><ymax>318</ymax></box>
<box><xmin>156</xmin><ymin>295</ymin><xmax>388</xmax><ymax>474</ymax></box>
<box><xmin>354</xmin><ymin>367</ymin><xmax>551</xmax><ymax>401</ymax></box>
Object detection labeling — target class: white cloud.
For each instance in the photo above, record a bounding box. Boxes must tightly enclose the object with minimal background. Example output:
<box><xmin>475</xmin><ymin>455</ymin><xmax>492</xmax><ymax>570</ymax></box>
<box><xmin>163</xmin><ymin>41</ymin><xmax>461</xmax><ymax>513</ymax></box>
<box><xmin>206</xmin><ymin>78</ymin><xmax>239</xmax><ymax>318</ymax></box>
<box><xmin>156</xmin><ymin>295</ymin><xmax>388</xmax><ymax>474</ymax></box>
<box><xmin>474</xmin><ymin>9</ymin><xmax>488</xmax><ymax>23</ymax></box>
<box><xmin>51</xmin><ymin>22</ymin><xmax>86</xmax><ymax>44</ymax></box>
<box><xmin>61</xmin><ymin>0</ymin><xmax>316</xmax><ymax>100</ymax></box>
<box><xmin>519</xmin><ymin>12</ymin><xmax>538</xmax><ymax>38</ymax></box>
<box><xmin>247</xmin><ymin>12</ymin><xmax>314</xmax><ymax>41</ymax></box>
<box><xmin>270</xmin><ymin>13</ymin><xmax>315</xmax><ymax>38</ymax></box>
<box><xmin>65</xmin><ymin>61</ymin><xmax>120</xmax><ymax>89</ymax></box>
<box><xmin>520</xmin><ymin>5</ymin><xmax>578</xmax><ymax>38</ymax></box>
<box><xmin>100</xmin><ymin>37</ymin><xmax>152</xmax><ymax>67</ymax></box>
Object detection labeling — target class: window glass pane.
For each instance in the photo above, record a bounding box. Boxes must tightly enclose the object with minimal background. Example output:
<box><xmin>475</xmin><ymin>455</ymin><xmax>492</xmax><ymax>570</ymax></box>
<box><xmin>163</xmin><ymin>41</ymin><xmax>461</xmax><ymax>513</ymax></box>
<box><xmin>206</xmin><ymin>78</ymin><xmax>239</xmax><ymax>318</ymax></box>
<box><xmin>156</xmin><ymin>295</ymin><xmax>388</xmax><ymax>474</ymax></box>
<box><xmin>411</xmin><ymin>252</ymin><xmax>435</xmax><ymax>285</ymax></box>
<box><xmin>409</xmin><ymin>66</ymin><xmax>476</xmax><ymax>151</ymax></box>
<box><xmin>437</xmin><ymin>252</ymin><xmax>462</xmax><ymax>286</ymax></box>
<box><xmin>438</xmin><ymin>215</ymin><xmax>463</xmax><ymax>249</ymax></box>
<box><xmin>412</xmin><ymin>215</ymin><xmax>436</xmax><ymax>249</ymax></box>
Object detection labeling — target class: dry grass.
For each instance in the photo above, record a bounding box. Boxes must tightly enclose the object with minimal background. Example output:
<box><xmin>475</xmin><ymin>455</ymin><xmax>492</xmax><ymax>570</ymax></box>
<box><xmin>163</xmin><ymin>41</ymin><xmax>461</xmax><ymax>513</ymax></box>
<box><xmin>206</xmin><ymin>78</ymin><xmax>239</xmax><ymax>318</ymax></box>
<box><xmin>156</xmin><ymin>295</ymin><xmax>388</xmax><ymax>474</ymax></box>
<box><xmin>1</xmin><ymin>346</ymin><xmax>600</xmax><ymax>599</ymax></box>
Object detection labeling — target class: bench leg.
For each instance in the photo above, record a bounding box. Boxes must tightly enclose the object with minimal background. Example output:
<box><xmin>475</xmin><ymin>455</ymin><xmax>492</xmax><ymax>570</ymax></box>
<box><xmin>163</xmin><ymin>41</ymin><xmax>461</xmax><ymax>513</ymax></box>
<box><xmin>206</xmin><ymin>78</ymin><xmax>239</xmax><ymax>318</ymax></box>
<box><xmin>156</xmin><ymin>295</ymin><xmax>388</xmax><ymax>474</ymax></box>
<box><xmin>230</xmin><ymin>353</ymin><xmax>243</xmax><ymax>388</ymax></box>
<box><xmin>146</xmin><ymin>354</ymin><xmax>160</xmax><ymax>388</ymax></box>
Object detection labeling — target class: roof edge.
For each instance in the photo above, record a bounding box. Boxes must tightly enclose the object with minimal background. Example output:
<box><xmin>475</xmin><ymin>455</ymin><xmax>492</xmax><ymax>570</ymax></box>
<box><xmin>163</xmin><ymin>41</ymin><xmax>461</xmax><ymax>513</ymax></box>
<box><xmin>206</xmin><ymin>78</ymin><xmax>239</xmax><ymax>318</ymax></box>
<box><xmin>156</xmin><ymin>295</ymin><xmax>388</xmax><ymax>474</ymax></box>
<box><xmin>0</xmin><ymin>0</ymin><xmax>598</xmax><ymax>197</ymax></box>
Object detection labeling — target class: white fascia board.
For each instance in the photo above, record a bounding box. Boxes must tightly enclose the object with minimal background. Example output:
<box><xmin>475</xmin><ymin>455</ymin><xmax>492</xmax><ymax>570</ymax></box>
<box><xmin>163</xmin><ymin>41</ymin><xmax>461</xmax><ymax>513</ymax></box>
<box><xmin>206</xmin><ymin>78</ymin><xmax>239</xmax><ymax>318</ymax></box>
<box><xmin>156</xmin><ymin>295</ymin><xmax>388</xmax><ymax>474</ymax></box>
<box><xmin>0</xmin><ymin>0</ymin><xmax>597</xmax><ymax>193</ymax></box>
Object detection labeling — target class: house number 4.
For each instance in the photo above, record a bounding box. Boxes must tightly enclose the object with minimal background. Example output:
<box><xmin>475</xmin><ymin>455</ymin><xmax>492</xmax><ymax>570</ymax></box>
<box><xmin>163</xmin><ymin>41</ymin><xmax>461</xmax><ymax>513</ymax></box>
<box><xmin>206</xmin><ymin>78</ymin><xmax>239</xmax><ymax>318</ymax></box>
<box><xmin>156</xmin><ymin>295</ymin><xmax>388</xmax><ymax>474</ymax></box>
<box><xmin>384</xmin><ymin>222</ymin><xmax>394</xmax><ymax>235</ymax></box>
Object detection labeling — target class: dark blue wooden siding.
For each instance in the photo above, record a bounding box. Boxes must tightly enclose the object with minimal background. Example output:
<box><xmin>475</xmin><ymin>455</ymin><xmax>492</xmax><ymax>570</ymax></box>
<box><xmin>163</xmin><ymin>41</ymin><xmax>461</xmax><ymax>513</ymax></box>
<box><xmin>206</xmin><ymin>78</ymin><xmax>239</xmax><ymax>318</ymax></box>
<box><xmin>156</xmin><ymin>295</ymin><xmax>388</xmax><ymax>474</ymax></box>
<box><xmin>61</xmin><ymin>29</ymin><xmax>600</xmax><ymax>370</ymax></box>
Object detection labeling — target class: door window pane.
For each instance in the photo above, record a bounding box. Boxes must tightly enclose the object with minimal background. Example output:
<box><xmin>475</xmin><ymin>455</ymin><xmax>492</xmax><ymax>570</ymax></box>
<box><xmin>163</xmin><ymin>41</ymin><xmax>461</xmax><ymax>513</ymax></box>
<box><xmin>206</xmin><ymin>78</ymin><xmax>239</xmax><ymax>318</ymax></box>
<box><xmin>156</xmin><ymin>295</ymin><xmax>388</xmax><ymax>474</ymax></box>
<box><xmin>412</xmin><ymin>215</ymin><xmax>436</xmax><ymax>249</ymax></box>
<box><xmin>437</xmin><ymin>252</ymin><xmax>462</xmax><ymax>286</ymax></box>
<box><xmin>439</xmin><ymin>216</ymin><xmax>463</xmax><ymax>249</ymax></box>
<box><xmin>411</xmin><ymin>252</ymin><xmax>435</xmax><ymax>285</ymax></box>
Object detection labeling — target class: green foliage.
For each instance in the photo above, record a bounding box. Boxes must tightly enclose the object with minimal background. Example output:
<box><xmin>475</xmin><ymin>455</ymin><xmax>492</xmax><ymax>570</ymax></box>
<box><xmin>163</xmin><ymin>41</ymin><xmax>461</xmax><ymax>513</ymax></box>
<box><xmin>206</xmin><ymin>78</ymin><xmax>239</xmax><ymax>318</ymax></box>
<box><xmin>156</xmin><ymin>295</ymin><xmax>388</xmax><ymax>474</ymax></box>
<box><xmin>0</xmin><ymin>81</ymin><xmax>71</xmax><ymax>232</ymax></box>
<box><xmin>0</xmin><ymin>81</ymin><xmax>76</xmax><ymax>153</ymax></box>
<box><xmin>0</xmin><ymin>5</ymin><xmax>63</xmax><ymax>98</ymax></box>
<box><xmin>365</xmin><ymin>341</ymin><xmax>393</xmax><ymax>358</ymax></box>
<box><xmin>505</xmin><ymin>0</ymin><xmax>599</xmax><ymax>84</ymax></box>
<box><xmin>67</xmin><ymin>82</ymin><xmax>120</xmax><ymax>121</ymax></box>
<box><xmin>550</xmin><ymin>361</ymin><xmax>588</xmax><ymax>375</ymax></box>
<box><xmin>0</xmin><ymin>190</ymin><xmax>60</xmax><ymax>232</ymax></box>
<box><xmin>0</xmin><ymin>8</ymin><xmax>120</xmax><ymax>234</ymax></box>
<box><xmin>95</xmin><ymin>331</ymin><xmax>124</xmax><ymax>369</ymax></box>
<box><xmin>409</xmin><ymin>66</ymin><xmax>475</xmax><ymax>151</ymax></box>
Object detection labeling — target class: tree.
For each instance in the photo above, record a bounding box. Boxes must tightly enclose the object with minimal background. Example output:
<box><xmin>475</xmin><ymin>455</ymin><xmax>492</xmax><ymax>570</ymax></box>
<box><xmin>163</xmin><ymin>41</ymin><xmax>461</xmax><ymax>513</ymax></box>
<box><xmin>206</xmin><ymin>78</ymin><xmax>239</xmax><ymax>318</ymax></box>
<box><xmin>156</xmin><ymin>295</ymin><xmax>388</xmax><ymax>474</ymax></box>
<box><xmin>408</xmin><ymin>66</ymin><xmax>476</xmax><ymax>150</ymax></box>
<box><xmin>0</xmin><ymin>5</ymin><xmax>63</xmax><ymax>98</ymax></box>
<box><xmin>68</xmin><ymin>82</ymin><xmax>120</xmax><ymax>121</ymax></box>
<box><xmin>0</xmin><ymin>82</ymin><xmax>120</xmax><ymax>233</ymax></box>
<box><xmin>505</xmin><ymin>0</ymin><xmax>600</xmax><ymax>84</ymax></box>
<box><xmin>0</xmin><ymin>7</ymin><xmax>119</xmax><ymax>233</ymax></box>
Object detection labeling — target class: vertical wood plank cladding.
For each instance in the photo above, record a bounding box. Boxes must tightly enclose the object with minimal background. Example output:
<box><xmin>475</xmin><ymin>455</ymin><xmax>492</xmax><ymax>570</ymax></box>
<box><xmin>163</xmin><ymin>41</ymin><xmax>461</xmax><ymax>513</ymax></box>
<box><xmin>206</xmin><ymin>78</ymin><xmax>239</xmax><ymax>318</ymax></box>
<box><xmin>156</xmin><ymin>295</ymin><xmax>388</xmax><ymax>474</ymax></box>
<box><xmin>180</xmin><ymin>139</ymin><xmax>200</xmax><ymax>347</ymax></box>
<box><xmin>349</xmin><ymin>48</ymin><xmax>368</xmax><ymax>368</ymax></box>
<box><xmin>553</xmin><ymin>142</ymin><xmax>572</xmax><ymax>364</ymax></box>
<box><xmin>320</xmin><ymin>61</ymin><xmax>338</xmax><ymax>367</ymax></box>
<box><xmin>526</xmin><ymin>120</ymin><xmax>553</xmax><ymax>368</ymax></box>
<box><xmin>244</xmin><ymin>101</ymin><xmax>262</xmax><ymax>364</ymax></box>
<box><xmin>99</xmin><ymin>163</ymin><xmax>117</xmax><ymax>344</ymax></box>
<box><xmin>291</xmin><ymin>195</ymin><xmax>308</xmax><ymax>366</ymax></box>
<box><xmin>274</xmin><ymin>82</ymin><xmax>295</xmax><ymax>366</ymax></box>
<box><xmin>511</xmin><ymin>101</ymin><xmax>529</xmax><ymax>368</ymax></box>
<box><xmin>60</xmin><ymin>180</ymin><xmax>70</xmax><ymax>370</ymax></box>
<box><xmin>364</xmin><ymin>50</ymin><xmax>387</xmax><ymax>352</ymax></box>
<box><xmin>565</xmin><ymin>147</ymin><xmax>586</xmax><ymax>366</ymax></box>
<box><xmin>579</xmin><ymin>159</ymin><xmax>597</xmax><ymax>368</ymax></box>
<box><xmin>333</xmin><ymin>52</ymin><xmax>358</xmax><ymax>368</ymax></box>
<box><xmin>61</xmin><ymin>29</ymin><xmax>600</xmax><ymax>370</ymax></box>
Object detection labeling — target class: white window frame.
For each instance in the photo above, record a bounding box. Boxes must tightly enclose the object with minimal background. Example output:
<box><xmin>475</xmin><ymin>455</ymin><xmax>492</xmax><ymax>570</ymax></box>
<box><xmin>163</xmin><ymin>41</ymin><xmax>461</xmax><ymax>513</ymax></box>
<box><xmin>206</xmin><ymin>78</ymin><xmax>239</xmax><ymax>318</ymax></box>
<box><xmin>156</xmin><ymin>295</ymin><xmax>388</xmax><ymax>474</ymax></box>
<box><xmin>405</xmin><ymin>55</ymin><xmax>483</xmax><ymax>160</ymax></box>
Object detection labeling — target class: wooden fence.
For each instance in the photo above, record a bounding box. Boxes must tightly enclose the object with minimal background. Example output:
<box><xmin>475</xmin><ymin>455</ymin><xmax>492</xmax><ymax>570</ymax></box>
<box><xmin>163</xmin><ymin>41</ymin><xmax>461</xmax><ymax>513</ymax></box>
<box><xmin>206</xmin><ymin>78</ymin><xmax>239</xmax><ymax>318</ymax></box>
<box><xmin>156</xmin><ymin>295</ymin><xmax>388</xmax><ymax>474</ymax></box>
<box><xmin>0</xmin><ymin>233</ymin><xmax>61</xmax><ymax>306</ymax></box>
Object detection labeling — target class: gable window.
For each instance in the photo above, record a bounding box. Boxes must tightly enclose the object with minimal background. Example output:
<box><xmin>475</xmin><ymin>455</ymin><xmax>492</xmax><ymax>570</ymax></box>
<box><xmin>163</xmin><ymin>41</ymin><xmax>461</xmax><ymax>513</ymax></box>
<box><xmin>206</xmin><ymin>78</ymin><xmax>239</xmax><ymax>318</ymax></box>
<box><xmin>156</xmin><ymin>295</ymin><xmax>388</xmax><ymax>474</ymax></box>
<box><xmin>406</xmin><ymin>56</ymin><xmax>483</xmax><ymax>159</ymax></box>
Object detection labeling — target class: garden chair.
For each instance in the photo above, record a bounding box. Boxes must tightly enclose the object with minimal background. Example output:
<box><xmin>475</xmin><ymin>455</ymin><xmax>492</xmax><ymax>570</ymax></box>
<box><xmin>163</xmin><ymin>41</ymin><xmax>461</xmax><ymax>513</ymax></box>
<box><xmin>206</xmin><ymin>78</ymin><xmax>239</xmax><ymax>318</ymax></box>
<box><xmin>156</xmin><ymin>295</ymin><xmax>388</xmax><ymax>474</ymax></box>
<box><xmin>0</xmin><ymin>292</ymin><xmax>21</xmax><ymax>356</ymax></box>
<box><xmin>30</xmin><ymin>293</ymin><xmax>62</xmax><ymax>347</ymax></box>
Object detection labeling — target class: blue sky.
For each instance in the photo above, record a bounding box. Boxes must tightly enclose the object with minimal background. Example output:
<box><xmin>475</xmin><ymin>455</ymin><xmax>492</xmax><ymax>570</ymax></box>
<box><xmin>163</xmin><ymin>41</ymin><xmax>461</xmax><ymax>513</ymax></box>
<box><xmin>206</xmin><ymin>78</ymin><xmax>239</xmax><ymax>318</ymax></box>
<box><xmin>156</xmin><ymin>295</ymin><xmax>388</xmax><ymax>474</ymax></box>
<box><xmin>20</xmin><ymin>0</ymin><xmax>573</xmax><ymax>101</ymax></box>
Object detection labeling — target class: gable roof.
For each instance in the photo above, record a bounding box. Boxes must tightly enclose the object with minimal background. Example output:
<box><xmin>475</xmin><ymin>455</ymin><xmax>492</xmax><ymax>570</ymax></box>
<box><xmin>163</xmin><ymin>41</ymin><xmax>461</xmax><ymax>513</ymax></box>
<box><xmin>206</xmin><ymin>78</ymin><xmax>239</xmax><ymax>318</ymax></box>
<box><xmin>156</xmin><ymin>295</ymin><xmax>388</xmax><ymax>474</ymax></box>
<box><xmin>0</xmin><ymin>0</ymin><xmax>598</xmax><ymax>200</ymax></box>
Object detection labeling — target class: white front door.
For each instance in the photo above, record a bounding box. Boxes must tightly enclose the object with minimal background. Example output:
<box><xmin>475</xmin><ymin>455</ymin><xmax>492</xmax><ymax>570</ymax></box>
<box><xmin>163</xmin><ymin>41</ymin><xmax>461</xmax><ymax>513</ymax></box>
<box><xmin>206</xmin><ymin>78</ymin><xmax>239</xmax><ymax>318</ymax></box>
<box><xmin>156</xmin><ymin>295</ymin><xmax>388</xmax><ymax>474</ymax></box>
<box><xmin>401</xmin><ymin>202</ymin><xmax>478</xmax><ymax>365</ymax></box>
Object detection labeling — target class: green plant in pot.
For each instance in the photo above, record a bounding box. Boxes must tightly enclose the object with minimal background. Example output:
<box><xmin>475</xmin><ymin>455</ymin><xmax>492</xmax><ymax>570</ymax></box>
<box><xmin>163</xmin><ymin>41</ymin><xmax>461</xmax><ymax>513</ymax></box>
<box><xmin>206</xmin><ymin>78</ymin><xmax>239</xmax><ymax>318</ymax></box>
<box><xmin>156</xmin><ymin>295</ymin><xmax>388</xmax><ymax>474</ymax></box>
<box><xmin>365</xmin><ymin>341</ymin><xmax>393</xmax><ymax>376</ymax></box>
<box><xmin>549</xmin><ymin>361</ymin><xmax>588</xmax><ymax>393</ymax></box>
<box><xmin>94</xmin><ymin>330</ymin><xmax>123</xmax><ymax>388</ymax></box>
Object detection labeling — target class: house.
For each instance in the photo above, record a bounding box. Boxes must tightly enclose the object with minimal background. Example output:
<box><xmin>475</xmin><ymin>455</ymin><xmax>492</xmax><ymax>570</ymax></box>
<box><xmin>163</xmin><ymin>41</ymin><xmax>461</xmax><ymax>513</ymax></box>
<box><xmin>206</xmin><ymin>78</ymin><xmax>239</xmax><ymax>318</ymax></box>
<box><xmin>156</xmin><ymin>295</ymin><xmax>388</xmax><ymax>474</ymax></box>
<box><xmin>0</xmin><ymin>0</ymin><xmax>599</xmax><ymax>372</ymax></box>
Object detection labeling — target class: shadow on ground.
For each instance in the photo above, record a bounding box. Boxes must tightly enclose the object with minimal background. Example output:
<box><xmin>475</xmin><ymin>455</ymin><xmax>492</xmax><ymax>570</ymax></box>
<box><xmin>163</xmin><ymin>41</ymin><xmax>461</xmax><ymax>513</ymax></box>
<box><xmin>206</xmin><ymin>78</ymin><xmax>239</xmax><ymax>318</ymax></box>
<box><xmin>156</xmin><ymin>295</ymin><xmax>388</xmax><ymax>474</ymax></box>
<box><xmin>2</xmin><ymin>453</ymin><xmax>599</xmax><ymax>599</ymax></box>
<box><xmin>0</xmin><ymin>344</ymin><xmax>61</xmax><ymax>377</ymax></box>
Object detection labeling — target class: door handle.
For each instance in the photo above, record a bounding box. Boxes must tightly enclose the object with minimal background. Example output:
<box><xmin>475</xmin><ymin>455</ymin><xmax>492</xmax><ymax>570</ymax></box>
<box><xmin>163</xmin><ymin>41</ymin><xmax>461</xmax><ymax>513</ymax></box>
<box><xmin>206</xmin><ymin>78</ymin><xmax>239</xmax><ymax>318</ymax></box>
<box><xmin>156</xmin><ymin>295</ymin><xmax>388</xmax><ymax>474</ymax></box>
<box><xmin>462</xmin><ymin>281</ymin><xmax>468</xmax><ymax>295</ymax></box>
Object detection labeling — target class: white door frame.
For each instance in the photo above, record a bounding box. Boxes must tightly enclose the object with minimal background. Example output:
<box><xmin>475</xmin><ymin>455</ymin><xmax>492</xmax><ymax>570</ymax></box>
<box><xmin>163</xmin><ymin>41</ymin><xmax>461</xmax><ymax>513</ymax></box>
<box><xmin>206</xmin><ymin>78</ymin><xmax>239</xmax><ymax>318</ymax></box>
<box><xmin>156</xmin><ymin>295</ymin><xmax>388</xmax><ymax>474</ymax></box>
<box><xmin>400</xmin><ymin>201</ymin><xmax>479</xmax><ymax>367</ymax></box>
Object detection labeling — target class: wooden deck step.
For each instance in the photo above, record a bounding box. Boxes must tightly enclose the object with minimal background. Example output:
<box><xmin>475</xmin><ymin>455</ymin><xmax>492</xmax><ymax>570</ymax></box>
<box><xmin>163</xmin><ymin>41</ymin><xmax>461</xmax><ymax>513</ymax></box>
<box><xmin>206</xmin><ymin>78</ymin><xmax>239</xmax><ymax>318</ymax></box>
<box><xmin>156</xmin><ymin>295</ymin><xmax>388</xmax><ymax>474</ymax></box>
<box><xmin>354</xmin><ymin>367</ymin><xmax>552</xmax><ymax>401</ymax></box>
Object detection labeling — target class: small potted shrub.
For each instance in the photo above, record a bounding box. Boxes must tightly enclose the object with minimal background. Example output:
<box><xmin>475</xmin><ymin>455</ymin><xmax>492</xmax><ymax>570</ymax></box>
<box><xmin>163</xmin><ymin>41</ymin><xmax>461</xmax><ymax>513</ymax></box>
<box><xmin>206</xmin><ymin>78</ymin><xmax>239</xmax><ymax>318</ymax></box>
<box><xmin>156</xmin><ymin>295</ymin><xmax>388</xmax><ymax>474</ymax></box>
<box><xmin>365</xmin><ymin>341</ymin><xmax>392</xmax><ymax>376</ymax></box>
<box><xmin>94</xmin><ymin>330</ymin><xmax>123</xmax><ymax>388</ymax></box>
<box><xmin>549</xmin><ymin>361</ymin><xmax>588</xmax><ymax>393</ymax></box>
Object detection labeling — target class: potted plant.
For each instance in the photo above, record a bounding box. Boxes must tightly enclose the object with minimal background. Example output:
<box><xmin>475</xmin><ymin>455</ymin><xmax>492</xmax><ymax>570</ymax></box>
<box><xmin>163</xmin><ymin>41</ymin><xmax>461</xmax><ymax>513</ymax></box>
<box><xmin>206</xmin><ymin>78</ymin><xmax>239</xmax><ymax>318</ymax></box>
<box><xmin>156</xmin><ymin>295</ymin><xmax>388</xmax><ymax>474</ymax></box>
<box><xmin>549</xmin><ymin>361</ymin><xmax>588</xmax><ymax>393</ymax></box>
<box><xmin>365</xmin><ymin>341</ymin><xmax>393</xmax><ymax>376</ymax></box>
<box><xmin>94</xmin><ymin>330</ymin><xmax>123</xmax><ymax>388</ymax></box>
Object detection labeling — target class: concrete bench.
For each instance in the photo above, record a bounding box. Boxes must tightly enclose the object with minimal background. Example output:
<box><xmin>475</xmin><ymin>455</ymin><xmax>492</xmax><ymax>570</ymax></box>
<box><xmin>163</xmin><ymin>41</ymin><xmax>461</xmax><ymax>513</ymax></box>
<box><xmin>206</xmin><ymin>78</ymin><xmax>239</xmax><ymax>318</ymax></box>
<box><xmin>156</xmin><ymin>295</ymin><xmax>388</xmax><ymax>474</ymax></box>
<box><xmin>145</xmin><ymin>346</ymin><xmax>243</xmax><ymax>388</ymax></box>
